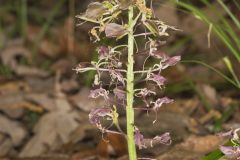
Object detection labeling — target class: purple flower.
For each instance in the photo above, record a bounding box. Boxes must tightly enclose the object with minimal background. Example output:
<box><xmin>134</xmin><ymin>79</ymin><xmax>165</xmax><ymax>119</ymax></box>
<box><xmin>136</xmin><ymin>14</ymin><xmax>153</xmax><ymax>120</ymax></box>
<box><xmin>217</xmin><ymin>129</ymin><xmax>234</xmax><ymax>138</ymax></box>
<box><xmin>135</xmin><ymin>88</ymin><xmax>156</xmax><ymax>97</ymax></box>
<box><xmin>98</xmin><ymin>46</ymin><xmax>110</xmax><ymax>59</ymax></box>
<box><xmin>219</xmin><ymin>145</ymin><xmax>240</xmax><ymax>159</ymax></box>
<box><xmin>135</xmin><ymin>88</ymin><xmax>156</xmax><ymax>107</ymax></box>
<box><xmin>152</xmin><ymin>132</ymin><xmax>172</xmax><ymax>146</ymax></box>
<box><xmin>89</xmin><ymin>108</ymin><xmax>112</xmax><ymax>129</ymax></box>
<box><xmin>162</xmin><ymin>56</ymin><xmax>181</xmax><ymax>69</ymax></box>
<box><xmin>151</xmin><ymin>97</ymin><xmax>173</xmax><ymax>124</ymax></box>
<box><xmin>152</xmin><ymin>97</ymin><xmax>174</xmax><ymax>111</ymax></box>
<box><xmin>110</xmin><ymin>59</ymin><xmax>123</xmax><ymax>68</ymax></box>
<box><xmin>146</xmin><ymin>73</ymin><xmax>166</xmax><ymax>88</ymax></box>
<box><xmin>134</xmin><ymin>127</ymin><xmax>146</xmax><ymax>150</ymax></box>
<box><xmin>150</xmin><ymin>50</ymin><xmax>168</xmax><ymax>59</ymax></box>
<box><xmin>113</xmin><ymin>87</ymin><xmax>126</xmax><ymax>101</ymax></box>
<box><xmin>89</xmin><ymin>87</ymin><xmax>109</xmax><ymax>101</ymax></box>
<box><xmin>105</xmin><ymin>23</ymin><xmax>127</xmax><ymax>38</ymax></box>
<box><xmin>110</xmin><ymin>70</ymin><xmax>125</xmax><ymax>86</ymax></box>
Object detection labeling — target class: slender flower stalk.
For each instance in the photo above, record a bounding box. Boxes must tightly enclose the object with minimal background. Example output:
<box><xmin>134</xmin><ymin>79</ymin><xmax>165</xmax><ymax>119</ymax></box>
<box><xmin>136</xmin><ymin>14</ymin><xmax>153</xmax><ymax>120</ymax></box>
<box><xmin>126</xmin><ymin>5</ymin><xmax>137</xmax><ymax>159</ymax></box>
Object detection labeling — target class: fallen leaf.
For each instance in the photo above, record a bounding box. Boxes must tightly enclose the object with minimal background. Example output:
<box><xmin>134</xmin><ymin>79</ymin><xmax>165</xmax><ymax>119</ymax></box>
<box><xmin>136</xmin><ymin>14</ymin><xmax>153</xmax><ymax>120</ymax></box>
<box><xmin>200</xmin><ymin>84</ymin><xmax>219</xmax><ymax>107</ymax></box>
<box><xmin>39</xmin><ymin>39</ymin><xmax>60</xmax><ymax>58</ymax></box>
<box><xmin>179</xmin><ymin>135</ymin><xmax>224</xmax><ymax>154</ymax></box>
<box><xmin>0</xmin><ymin>94</ymin><xmax>25</xmax><ymax>119</ymax></box>
<box><xmin>50</xmin><ymin>59</ymin><xmax>72</xmax><ymax>75</ymax></box>
<box><xmin>0</xmin><ymin>114</ymin><xmax>27</xmax><ymax>146</ymax></box>
<box><xmin>156</xmin><ymin>132</ymin><xmax>225</xmax><ymax>159</ymax></box>
<box><xmin>156</xmin><ymin>147</ymin><xmax>201</xmax><ymax>160</ymax></box>
<box><xmin>19</xmin><ymin>96</ymin><xmax>80</xmax><ymax>157</ymax></box>
<box><xmin>0</xmin><ymin>45</ymin><xmax>49</xmax><ymax>78</ymax></box>
<box><xmin>0</xmin><ymin>81</ymin><xmax>30</xmax><ymax>95</ymax></box>
<box><xmin>60</xmin><ymin>78</ymin><xmax>79</xmax><ymax>93</ymax></box>
<box><xmin>26</xmin><ymin>93</ymin><xmax>57</xmax><ymax>111</ymax></box>
<box><xmin>0</xmin><ymin>134</ymin><xmax>13</xmax><ymax>157</ymax></box>
<box><xmin>96</xmin><ymin>133</ymin><xmax>127</xmax><ymax>158</ymax></box>
<box><xmin>15</xmin><ymin>66</ymin><xmax>49</xmax><ymax>78</ymax></box>
<box><xmin>69</xmin><ymin>87</ymin><xmax>105</xmax><ymax>112</ymax></box>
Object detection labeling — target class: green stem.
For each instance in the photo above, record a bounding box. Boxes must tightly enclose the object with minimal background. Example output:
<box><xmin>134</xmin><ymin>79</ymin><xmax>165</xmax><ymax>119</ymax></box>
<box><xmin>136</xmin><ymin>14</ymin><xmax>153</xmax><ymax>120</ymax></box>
<box><xmin>126</xmin><ymin>5</ymin><xmax>137</xmax><ymax>160</ymax></box>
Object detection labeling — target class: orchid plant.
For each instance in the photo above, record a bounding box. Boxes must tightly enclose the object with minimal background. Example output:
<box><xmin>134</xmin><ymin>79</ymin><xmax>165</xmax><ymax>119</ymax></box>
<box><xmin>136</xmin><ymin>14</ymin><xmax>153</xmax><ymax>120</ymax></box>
<box><xmin>75</xmin><ymin>0</ymin><xmax>181</xmax><ymax>159</ymax></box>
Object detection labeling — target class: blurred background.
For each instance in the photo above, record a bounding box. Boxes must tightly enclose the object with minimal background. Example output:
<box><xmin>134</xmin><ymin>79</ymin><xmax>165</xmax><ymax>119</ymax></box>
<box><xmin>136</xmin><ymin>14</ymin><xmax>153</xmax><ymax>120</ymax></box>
<box><xmin>0</xmin><ymin>0</ymin><xmax>239</xmax><ymax>159</ymax></box>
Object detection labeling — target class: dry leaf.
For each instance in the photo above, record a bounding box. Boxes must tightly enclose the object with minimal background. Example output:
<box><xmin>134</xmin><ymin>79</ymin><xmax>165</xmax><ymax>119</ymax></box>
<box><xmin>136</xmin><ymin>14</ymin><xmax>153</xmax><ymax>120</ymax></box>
<box><xmin>0</xmin><ymin>115</ymin><xmax>27</xmax><ymax>146</ymax></box>
<box><xmin>50</xmin><ymin>59</ymin><xmax>72</xmax><ymax>74</ymax></box>
<box><xmin>69</xmin><ymin>87</ymin><xmax>105</xmax><ymax>112</ymax></box>
<box><xmin>39</xmin><ymin>39</ymin><xmax>60</xmax><ymax>58</ymax></box>
<box><xmin>0</xmin><ymin>94</ymin><xmax>25</xmax><ymax>119</ymax></box>
<box><xmin>60</xmin><ymin>78</ymin><xmax>79</xmax><ymax>93</ymax></box>
<box><xmin>179</xmin><ymin>135</ymin><xmax>224</xmax><ymax>154</ymax></box>
<box><xmin>96</xmin><ymin>133</ymin><xmax>127</xmax><ymax>158</ymax></box>
<box><xmin>0</xmin><ymin>46</ymin><xmax>49</xmax><ymax>77</ymax></box>
<box><xmin>0</xmin><ymin>81</ymin><xmax>30</xmax><ymax>95</ymax></box>
<box><xmin>156</xmin><ymin>147</ymin><xmax>201</xmax><ymax>160</ymax></box>
<box><xmin>16</xmin><ymin>66</ymin><xmax>49</xmax><ymax>77</ymax></box>
<box><xmin>20</xmin><ymin>97</ymin><xmax>79</xmax><ymax>157</ymax></box>
<box><xmin>26</xmin><ymin>94</ymin><xmax>57</xmax><ymax>111</ymax></box>
<box><xmin>0</xmin><ymin>134</ymin><xmax>13</xmax><ymax>157</ymax></box>
<box><xmin>201</xmin><ymin>84</ymin><xmax>219</xmax><ymax>106</ymax></box>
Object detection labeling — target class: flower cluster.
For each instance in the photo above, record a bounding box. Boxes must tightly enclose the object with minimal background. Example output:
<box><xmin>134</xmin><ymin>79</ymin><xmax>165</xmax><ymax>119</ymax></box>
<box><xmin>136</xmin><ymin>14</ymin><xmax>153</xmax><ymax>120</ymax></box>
<box><xmin>75</xmin><ymin>0</ymin><xmax>181</xmax><ymax>153</ymax></box>
<box><xmin>218</xmin><ymin>128</ymin><xmax>240</xmax><ymax>159</ymax></box>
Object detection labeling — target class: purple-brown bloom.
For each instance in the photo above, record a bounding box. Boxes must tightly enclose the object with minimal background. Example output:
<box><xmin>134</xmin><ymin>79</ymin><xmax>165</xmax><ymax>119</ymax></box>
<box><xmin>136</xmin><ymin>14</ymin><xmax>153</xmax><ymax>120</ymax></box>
<box><xmin>98</xmin><ymin>46</ymin><xmax>110</xmax><ymax>60</ymax></box>
<box><xmin>219</xmin><ymin>145</ymin><xmax>240</xmax><ymax>159</ymax></box>
<box><xmin>89</xmin><ymin>108</ymin><xmax>112</xmax><ymax>129</ymax></box>
<box><xmin>152</xmin><ymin>97</ymin><xmax>174</xmax><ymax>111</ymax></box>
<box><xmin>150</xmin><ymin>50</ymin><xmax>168</xmax><ymax>59</ymax></box>
<box><xmin>135</xmin><ymin>88</ymin><xmax>156</xmax><ymax>107</ymax></box>
<box><xmin>113</xmin><ymin>86</ymin><xmax>126</xmax><ymax>101</ymax></box>
<box><xmin>110</xmin><ymin>69</ymin><xmax>125</xmax><ymax>86</ymax></box>
<box><xmin>135</xmin><ymin>88</ymin><xmax>156</xmax><ymax>97</ymax></box>
<box><xmin>162</xmin><ymin>56</ymin><xmax>181</xmax><ymax>69</ymax></box>
<box><xmin>146</xmin><ymin>73</ymin><xmax>166</xmax><ymax>88</ymax></box>
<box><xmin>134</xmin><ymin>127</ymin><xmax>146</xmax><ymax>150</ymax></box>
<box><xmin>89</xmin><ymin>87</ymin><xmax>109</xmax><ymax>101</ymax></box>
<box><xmin>152</xmin><ymin>132</ymin><xmax>172</xmax><ymax>146</ymax></box>
<box><xmin>217</xmin><ymin>129</ymin><xmax>234</xmax><ymax>138</ymax></box>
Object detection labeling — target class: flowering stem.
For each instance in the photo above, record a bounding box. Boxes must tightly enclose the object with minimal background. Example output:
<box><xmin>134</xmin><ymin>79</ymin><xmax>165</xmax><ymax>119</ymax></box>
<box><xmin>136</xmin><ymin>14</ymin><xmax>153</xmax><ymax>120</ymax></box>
<box><xmin>126</xmin><ymin>5</ymin><xmax>137</xmax><ymax>160</ymax></box>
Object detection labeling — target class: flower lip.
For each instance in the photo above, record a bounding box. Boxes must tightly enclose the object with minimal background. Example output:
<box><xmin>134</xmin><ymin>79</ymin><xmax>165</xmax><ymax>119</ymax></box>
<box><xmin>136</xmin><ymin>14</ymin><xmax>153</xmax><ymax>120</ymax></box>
<box><xmin>89</xmin><ymin>87</ymin><xmax>109</xmax><ymax>101</ymax></box>
<box><xmin>152</xmin><ymin>97</ymin><xmax>174</xmax><ymax>111</ymax></box>
<box><xmin>89</xmin><ymin>107</ymin><xmax>112</xmax><ymax>126</ymax></box>
<box><xmin>146</xmin><ymin>73</ymin><xmax>167</xmax><ymax>88</ymax></box>
<box><xmin>219</xmin><ymin>145</ymin><xmax>240</xmax><ymax>158</ymax></box>
<box><xmin>113</xmin><ymin>86</ymin><xmax>126</xmax><ymax>101</ymax></box>
<box><xmin>162</xmin><ymin>56</ymin><xmax>181</xmax><ymax>69</ymax></box>
<box><xmin>134</xmin><ymin>127</ymin><xmax>146</xmax><ymax>150</ymax></box>
<box><xmin>98</xmin><ymin>46</ymin><xmax>110</xmax><ymax>59</ymax></box>
<box><xmin>152</xmin><ymin>132</ymin><xmax>172</xmax><ymax>145</ymax></box>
